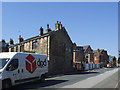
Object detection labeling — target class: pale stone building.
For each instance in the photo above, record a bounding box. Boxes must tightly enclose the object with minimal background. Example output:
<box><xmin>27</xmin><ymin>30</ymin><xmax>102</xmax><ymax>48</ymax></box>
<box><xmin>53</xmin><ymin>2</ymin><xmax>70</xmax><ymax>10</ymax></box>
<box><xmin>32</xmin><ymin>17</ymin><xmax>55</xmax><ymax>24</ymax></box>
<box><xmin>9</xmin><ymin>21</ymin><xmax>73</xmax><ymax>74</ymax></box>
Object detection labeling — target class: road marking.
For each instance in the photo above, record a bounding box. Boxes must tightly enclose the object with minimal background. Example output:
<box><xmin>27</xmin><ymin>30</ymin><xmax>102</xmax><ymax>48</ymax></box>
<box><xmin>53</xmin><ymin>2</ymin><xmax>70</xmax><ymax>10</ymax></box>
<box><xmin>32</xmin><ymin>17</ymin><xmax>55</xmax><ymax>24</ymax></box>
<box><xmin>114</xmin><ymin>78</ymin><xmax>120</xmax><ymax>89</ymax></box>
<box><xmin>114</xmin><ymin>68</ymin><xmax>120</xmax><ymax>89</ymax></box>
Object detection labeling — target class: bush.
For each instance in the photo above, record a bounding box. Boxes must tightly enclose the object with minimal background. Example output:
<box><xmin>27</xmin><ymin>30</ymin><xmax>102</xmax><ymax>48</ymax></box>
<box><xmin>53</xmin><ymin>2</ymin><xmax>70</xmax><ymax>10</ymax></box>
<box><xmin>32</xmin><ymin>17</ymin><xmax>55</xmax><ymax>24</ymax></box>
<box><xmin>101</xmin><ymin>62</ymin><xmax>107</xmax><ymax>67</ymax></box>
<box><xmin>113</xmin><ymin>61</ymin><xmax>116</xmax><ymax>66</ymax></box>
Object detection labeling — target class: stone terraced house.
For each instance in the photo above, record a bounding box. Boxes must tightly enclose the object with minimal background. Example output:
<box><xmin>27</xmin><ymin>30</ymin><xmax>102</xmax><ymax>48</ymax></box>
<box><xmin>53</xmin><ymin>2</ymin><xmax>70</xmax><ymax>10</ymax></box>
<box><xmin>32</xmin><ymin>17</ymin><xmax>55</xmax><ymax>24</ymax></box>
<box><xmin>9</xmin><ymin>21</ymin><xmax>73</xmax><ymax>74</ymax></box>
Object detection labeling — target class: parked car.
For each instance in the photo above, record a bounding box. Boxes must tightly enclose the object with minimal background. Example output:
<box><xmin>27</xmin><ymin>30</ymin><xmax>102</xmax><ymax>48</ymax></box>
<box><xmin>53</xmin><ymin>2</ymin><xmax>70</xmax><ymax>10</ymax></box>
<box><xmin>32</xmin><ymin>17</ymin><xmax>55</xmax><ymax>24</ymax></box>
<box><xmin>107</xmin><ymin>63</ymin><xmax>112</xmax><ymax>68</ymax></box>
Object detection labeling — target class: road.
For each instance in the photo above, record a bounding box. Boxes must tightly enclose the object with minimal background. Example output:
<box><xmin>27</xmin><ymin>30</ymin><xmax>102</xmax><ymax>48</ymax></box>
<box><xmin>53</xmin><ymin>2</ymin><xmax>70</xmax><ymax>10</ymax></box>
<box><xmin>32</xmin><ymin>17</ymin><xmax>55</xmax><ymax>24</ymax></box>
<box><xmin>10</xmin><ymin>67</ymin><xmax>119</xmax><ymax>89</ymax></box>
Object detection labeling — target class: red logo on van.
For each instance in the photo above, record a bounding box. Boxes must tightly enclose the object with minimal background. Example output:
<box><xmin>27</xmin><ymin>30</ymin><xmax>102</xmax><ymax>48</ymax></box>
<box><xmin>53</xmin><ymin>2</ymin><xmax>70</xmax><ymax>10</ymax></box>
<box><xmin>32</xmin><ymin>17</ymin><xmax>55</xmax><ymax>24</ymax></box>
<box><xmin>25</xmin><ymin>54</ymin><xmax>37</xmax><ymax>74</ymax></box>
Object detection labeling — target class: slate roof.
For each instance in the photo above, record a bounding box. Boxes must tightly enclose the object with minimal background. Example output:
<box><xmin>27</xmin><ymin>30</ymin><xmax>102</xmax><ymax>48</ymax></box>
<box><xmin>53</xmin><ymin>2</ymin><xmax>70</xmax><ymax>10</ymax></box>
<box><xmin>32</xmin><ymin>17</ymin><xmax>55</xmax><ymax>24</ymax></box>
<box><xmin>82</xmin><ymin>45</ymin><xmax>90</xmax><ymax>52</ymax></box>
<box><xmin>9</xmin><ymin>27</ymin><xmax>73</xmax><ymax>48</ymax></box>
<box><xmin>93</xmin><ymin>50</ymin><xmax>101</xmax><ymax>56</ymax></box>
<box><xmin>93</xmin><ymin>49</ymin><xmax>106</xmax><ymax>56</ymax></box>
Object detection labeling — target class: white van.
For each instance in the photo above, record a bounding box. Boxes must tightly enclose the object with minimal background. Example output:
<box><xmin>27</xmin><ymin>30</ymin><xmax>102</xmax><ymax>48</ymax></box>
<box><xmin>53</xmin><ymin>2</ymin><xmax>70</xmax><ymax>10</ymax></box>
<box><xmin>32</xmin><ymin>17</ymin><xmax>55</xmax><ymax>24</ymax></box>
<box><xmin>0</xmin><ymin>52</ymin><xmax>48</xmax><ymax>89</ymax></box>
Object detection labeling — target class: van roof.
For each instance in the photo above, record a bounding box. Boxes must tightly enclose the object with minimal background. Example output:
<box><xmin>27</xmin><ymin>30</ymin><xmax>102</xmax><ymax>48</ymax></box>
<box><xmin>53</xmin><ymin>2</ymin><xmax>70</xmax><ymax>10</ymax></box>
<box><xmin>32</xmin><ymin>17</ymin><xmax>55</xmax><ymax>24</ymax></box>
<box><xmin>0</xmin><ymin>52</ymin><xmax>17</xmax><ymax>59</ymax></box>
<box><xmin>0</xmin><ymin>52</ymin><xmax>46</xmax><ymax>59</ymax></box>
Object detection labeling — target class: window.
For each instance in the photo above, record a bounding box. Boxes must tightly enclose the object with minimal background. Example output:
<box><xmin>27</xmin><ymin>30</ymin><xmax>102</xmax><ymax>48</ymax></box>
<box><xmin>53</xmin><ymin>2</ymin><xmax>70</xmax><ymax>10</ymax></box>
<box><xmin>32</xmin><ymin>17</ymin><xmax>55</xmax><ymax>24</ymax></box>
<box><xmin>20</xmin><ymin>45</ymin><xmax>24</xmax><ymax>52</ymax></box>
<box><xmin>11</xmin><ymin>47</ymin><xmax>14</xmax><ymax>52</ymax></box>
<box><xmin>6</xmin><ymin>59</ymin><xmax>18</xmax><ymax>71</ymax></box>
<box><xmin>27</xmin><ymin>44</ymin><xmax>29</xmax><ymax>49</ymax></box>
<box><xmin>78</xmin><ymin>48</ymin><xmax>83</xmax><ymax>51</ymax></box>
<box><xmin>0</xmin><ymin>58</ymin><xmax>10</xmax><ymax>69</ymax></box>
<box><xmin>80</xmin><ymin>55</ymin><xmax>83</xmax><ymax>59</ymax></box>
<box><xmin>16</xmin><ymin>46</ymin><xmax>18</xmax><ymax>52</ymax></box>
<box><xmin>69</xmin><ymin>47</ymin><xmax>71</xmax><ymax>52</ymax></box>
<box><xmin>66</xmin><ymin>47</ymin><xmax>68</xmax><ymax>52</ymax></box>
<box><xmin>95</xmin><ymin>56</ymin><xmax>97</xmax><ymax>61</ymax></box>
<box><xmin>86</xmin><ymin>53</ymin><xmax>88</xmax><ymax>58</ymax></box>
<box><xmin>76</xmin><ymin>53</ymin><xmax>79</xmax><ymax>58</ymax></box>
<box><xmin>32</xmin><ymin>41</ymin><xmax>38</xmax><ymax>49</ymax></box>
<box><xmin>88</xmin><ymin>48</ymin><xmax>90</xmax><ymax>52</ymax></box>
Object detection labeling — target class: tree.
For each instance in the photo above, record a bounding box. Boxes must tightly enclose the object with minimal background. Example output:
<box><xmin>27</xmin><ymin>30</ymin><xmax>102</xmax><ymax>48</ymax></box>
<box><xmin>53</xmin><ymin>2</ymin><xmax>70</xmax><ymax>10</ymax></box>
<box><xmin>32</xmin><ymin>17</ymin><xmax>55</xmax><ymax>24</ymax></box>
<box><xmin>113</xmin><ymin>61</ymin><xmax>116</xmax><ymax>66</ymax></box>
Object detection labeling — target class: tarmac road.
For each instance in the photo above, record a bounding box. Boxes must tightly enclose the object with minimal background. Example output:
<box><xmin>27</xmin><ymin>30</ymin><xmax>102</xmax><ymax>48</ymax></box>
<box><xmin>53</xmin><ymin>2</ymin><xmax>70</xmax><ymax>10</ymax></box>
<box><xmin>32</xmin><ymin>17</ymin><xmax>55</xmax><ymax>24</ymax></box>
<box><xmin>9</xmin><ymin>67</ymin><xmax>119</xmax><ymax>90</ymax></box>
<box><xmin>63</xmin><ymin>68</ymin><xmax>119</xmax><ymax>88</ymax></box>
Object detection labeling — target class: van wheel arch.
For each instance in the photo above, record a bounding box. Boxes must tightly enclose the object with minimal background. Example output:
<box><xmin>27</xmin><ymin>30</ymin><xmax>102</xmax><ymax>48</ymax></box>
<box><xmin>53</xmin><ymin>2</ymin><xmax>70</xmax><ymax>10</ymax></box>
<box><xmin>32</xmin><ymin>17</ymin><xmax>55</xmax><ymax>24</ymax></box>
<box><xmin>40</xmin><ymin>74</ymin><xmax>46</xmax><ymax>83</ymax></box>
<box><xmin>2</xmin><ymin>78</ymin><xmax>12</xmax><ymax>89</ymax></box>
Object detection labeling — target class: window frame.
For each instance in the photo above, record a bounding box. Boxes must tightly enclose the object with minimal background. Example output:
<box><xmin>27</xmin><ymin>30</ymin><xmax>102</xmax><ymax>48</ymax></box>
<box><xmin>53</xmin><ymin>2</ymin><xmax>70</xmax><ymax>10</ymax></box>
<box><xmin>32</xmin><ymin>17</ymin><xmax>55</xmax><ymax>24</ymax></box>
<box><xmin>32</xmin><ymin>41</ymin><xmax>38</xmax><ymax>50</ymax></box>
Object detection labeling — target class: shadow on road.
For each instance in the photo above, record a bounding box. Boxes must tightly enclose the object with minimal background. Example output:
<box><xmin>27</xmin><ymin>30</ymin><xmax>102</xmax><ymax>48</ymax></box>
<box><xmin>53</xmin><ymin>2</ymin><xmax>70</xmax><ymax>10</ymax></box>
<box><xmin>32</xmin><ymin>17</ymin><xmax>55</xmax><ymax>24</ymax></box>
<box><xmin>10</xmin><ymin>79</ymin><xmax>68</xmax><ymax>90</ymax></box>
<box><xmin>64</xmin><ymin>71</ymin><xmax>99</xmax><ymax>75</ymax></box>
<box><xmin>3</xmin><ymin>71</ymin><xmax>100</xmax><ymax>90</ymax></box>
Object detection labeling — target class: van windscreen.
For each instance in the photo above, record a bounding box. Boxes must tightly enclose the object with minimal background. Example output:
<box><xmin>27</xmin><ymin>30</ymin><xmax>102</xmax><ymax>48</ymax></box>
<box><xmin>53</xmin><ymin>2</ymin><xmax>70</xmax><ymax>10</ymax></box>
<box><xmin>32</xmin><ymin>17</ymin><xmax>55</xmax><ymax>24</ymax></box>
<box><xmin>0</xmin><ymin>58</ymin><xmax>10</xmax><ymax>69</ymax></box>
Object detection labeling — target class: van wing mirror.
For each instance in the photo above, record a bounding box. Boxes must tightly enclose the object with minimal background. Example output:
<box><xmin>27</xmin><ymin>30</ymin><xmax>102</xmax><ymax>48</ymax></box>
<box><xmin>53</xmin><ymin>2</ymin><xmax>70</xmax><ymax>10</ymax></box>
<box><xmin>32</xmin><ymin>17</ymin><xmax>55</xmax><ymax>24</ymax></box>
<box><xmin>6</xmin><ymin>66</ymin><xmax>10</xmax><ymax>71</ymax></box>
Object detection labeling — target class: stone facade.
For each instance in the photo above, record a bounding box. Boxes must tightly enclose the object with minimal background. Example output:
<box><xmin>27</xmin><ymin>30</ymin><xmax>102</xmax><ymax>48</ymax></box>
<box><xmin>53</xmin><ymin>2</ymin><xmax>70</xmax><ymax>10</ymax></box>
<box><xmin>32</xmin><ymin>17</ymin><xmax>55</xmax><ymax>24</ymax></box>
<box><xmin>9</xmin><ymin>21</ymin><xmax>73</xmax><ymax>74</ymax></box>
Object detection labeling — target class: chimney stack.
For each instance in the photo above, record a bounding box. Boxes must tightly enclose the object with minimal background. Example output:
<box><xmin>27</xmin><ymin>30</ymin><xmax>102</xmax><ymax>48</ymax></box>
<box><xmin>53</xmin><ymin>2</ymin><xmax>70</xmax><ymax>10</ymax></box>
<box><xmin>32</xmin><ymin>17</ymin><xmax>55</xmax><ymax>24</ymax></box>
<box><xmin>97</xmin><ymin>48</ymin><xmax>100</xmax><ymax>52</ymax></box>
<box><xmin>18</xmin><ymin>35</ymin><xmax>24</xmax><ymax>43</ymax></box>
<box><xmin>2</xmin><ymin>39</ymin><xmax>5</xmax><ymax>43</ymax></box>
<box><xmin>55</xmin><ymin>21</ymin><xmax>63</xmax><ymax>30</ymax></box>
<box><xmin>59</xmin><ymin>22</ymin><xmax>62</xmax><ymax>30</ymax></box>
<box><xmin>55</xmin><ymin>21</ymin><xmax>60</xmax><ymax>30</ymax></box>
<box><xmin>39</xmin><ymin>27</ymin><xmax>43</xmax><ymax>36</ymax></box>
<box><xmin>10</xmin><ymin>38</ymin><xmax>14</xmax><ymax>45</ymax></box>
<box><xmin>46</xmin><ymin>24</ymin><xmax>51</xmax><ymax>33</ymax></box>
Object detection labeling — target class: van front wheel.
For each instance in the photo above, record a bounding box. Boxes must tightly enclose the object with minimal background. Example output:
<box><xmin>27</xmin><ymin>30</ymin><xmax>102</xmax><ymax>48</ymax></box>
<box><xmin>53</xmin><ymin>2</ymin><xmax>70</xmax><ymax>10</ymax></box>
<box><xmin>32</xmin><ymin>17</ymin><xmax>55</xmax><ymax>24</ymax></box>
<box><xmin>40</xmin><ymin>75</ymin><xmax>45</xmax><ymax>83</ymax></box>
<box><xmin>2</xmin><ymin>80</ymin><xmax>12</xmax><ymax>89</ymax></box>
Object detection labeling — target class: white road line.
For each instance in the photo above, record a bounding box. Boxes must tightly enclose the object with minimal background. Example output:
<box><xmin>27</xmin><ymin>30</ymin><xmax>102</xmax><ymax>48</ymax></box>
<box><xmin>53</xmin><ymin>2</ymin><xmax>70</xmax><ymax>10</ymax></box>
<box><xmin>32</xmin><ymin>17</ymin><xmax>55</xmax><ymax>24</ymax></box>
<box><xmin>114</xmin><ymin>79</ymin><xmax>120</xmax><ymax>88</ymax></box>
<box><xmin>114</xmin><ymin>68</ymin><xmax>120</xmax><ymax>89</ymax></box>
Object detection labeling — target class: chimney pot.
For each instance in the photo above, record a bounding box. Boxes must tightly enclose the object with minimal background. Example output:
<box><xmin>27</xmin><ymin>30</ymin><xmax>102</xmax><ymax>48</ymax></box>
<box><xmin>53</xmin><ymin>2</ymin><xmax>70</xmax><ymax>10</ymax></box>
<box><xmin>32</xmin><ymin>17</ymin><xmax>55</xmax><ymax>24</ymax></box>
<box><xmin>59</xmin><ymin>22</ymin><xmax>61</xmax><ymax>24</ymax></box>
<box><xmin>19</xmin><ymin>35</ymin><xmax>21</xmax><ymax>38</ymax></box>
<box><xmin>47</xmin><ymin>24</ymin><xmax>49</xmax><ymax>29</ymax></box>
<box><xmin>97</xmin><ymin>49</ymin><xmax>100</xmax><ymax>52</ymax></box>
<box><xmin>40</xmin><ymin>27</ymin><xmax>43</xmax><ymax>30</ymax></box>
<box><xmin>56</xmin><ymin>21</ymin><xmax>58</xmax><ymax>23</ymax></box>
<box><xmin>46</xmin><ymin>24</ymin><xmax>52</xmax><ymax>33</ymax></box>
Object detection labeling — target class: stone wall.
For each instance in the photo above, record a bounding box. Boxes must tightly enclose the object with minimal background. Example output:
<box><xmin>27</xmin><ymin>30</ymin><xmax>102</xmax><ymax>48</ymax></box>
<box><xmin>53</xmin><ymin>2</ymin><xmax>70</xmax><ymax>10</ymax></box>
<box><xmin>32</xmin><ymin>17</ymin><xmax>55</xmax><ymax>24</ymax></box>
<box><xmin>49</xmin><ymin>30</ymin><xmax>73</xmax><ymax>74</ymax></box>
